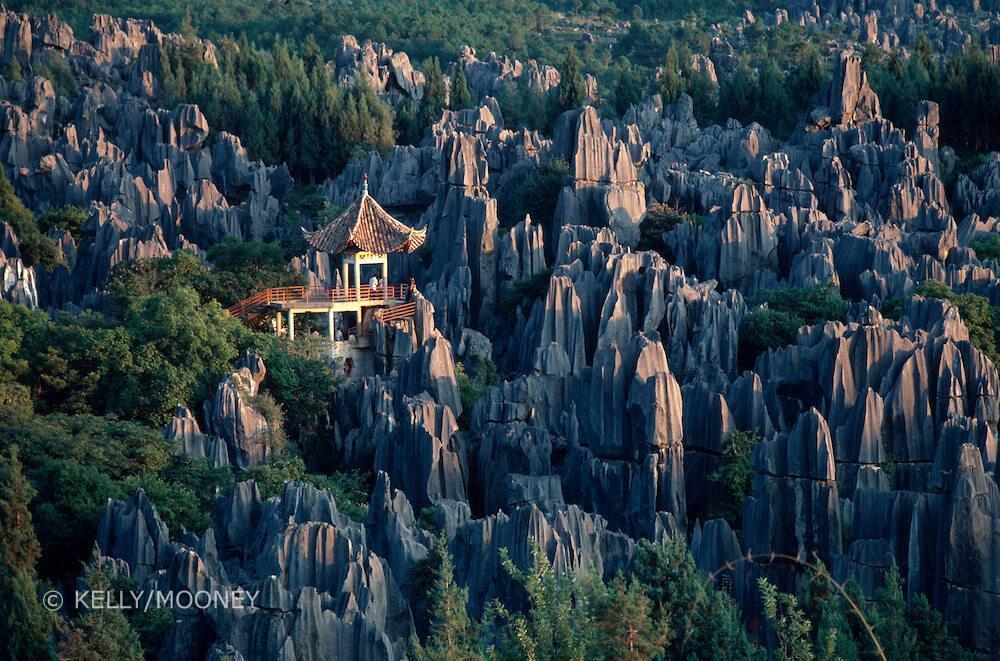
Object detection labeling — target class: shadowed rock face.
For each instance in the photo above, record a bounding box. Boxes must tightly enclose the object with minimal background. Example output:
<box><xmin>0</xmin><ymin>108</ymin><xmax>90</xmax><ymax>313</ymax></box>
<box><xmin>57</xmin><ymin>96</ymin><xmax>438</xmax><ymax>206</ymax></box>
<box><xmin>806</xmin><ymin>51</ymin><xmax>881</xmax><ymax>130</ymax></box>
<box><xmin>8</xmin><ymin>2</ymin><xmax>1000</xmax><ymax>656</ymax></box>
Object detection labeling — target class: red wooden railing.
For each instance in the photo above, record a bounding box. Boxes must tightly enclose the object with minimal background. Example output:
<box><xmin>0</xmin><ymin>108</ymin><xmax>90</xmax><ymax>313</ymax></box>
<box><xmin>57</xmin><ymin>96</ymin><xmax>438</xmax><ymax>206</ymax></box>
<box><xmin>375</xmin><ymin>301</ymin><xmax>417</xmax><ymax>323</ymax></box>
<box><xmin>227</xmin><ymin>284</ymin><xmax>407</xmax><ymax>320</ymax></box>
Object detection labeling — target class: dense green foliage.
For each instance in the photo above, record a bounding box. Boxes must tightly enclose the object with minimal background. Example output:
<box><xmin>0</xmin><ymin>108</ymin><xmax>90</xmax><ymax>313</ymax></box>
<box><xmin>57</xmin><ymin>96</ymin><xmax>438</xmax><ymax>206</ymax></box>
<box><xmin>0</xmin><ymin>289</ymin><xmax>251</xmax><ymax>426</ymax></box>
<box><xmin>630</xmin><ymin>537</ymin><xmax>759</xmax><ymax>659</ymax></box>
<box><xmin>0</xmin><ymin>410</ymin><xmax>169</xmax><ymax>577</ymax></box>
<box><xmin>704</xmin><ymin>430</ymin><xmax>759</xmax><ymax>531</ymax></box>
<box><xmin>107</xmin><ymin>241</ymin><xmax>303</xmax><ymax>310</ymax></box>
<box><xmin>499</xmin><ymin>160</ymin><xmax>569</xmax><ymax>229</ymax></box>
<box><xmin>398</xmin><ymin>56</ymin><xmax>448</xmax><ymax>145</ymax></box>
<box><xmin>739</xmin><ymin>283</ymin><xmax>849</xmax><ymax>369</ymax></box>
<box><xmin>759</xmin><ymin>577</ymin><xmax>815</xmax><ymax>661</ymax></box>
<box><xmin>497</xmin><ymin>78</ymin><xmax>561</xmax><ymax>132</ymax></box>
<box><xmin>972</xmin><ymin>234</ymin><xmax>1000</xmax><ymax>262</ymax></box>
<box><xmin>455</xmin><ymin>358</ymin><xmax>500</xmax><ymax>427</ymax></box>
<box><xmin>37</xmin><ymin>205</ymin><xmax>87</xmax><ymax>241</ymax></box>
<box><xmin>0</xmin><ymin>447</ymin><xmax>55</xmax><ymax>660</ymax></box>
<box><xmin>416</xmin><ymin>536</ymin><xmax>759</xmax><ymax>659</ymax></box>
<box><xmin>17</xmin><ymin>0</ymin><xmax>568</xmax><ymax>65</ymax></box>
<box><xmin>411</xmin><ymin>535</ymin><xmax>481</xmax><ymax>660</ymax></box>
<box><xmin>0</xmin><ymin>168</ymin><xmax>57</xmax><ymax>268</ymax></box>
<box><xmin>498</xmin><ymin>268</ymin><xmax>554</xmax><ymax>321</ymax></box>
<box><xmin>762</xmin><ymin>560</ymin><xmax>968</xmax><ymax>661</ymax></box>
<box><xmin>162</xmin><ymin>33</ymin><xmax>395</xmax><ymax>181</ymax></box>
<box><xmin>58</xmin><ymin>549</ymin><xmax>145</xmax><ymax>661</ymax></box>
<box><xmin>865</xmin><ymin>41</ymin><xmax>1000</xmax><ymax>154</ymax></box>
<box><xmin>636</xmin><ymin>203</ymin><xmax>704</xmax><ymax>254</ymax></box>
<box><xmin>882</xmin><ymin>280</ymin><xmax>1000</xmax><ymax>364</ymax></box>
<box><xmin>240</xmin><ymin>457</ymin><xmax>371</xmax><ymax>520</ymax></box>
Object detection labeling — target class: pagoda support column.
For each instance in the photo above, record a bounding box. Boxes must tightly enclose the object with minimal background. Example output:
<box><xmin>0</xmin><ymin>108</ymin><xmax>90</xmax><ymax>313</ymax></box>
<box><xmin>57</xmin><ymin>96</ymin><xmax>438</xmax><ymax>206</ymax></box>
<box><xmin>275</xmin><ymin>310</ymin><xmax>283</xmax><ymax>337</ymax></box>
<box><xmin>288</xmin><ymin>311</ymin><xmax>295</xmax><ymax>341</ymax></box>
<box><xmin>327</xmin><ymin>310</ymin><xmax>336</xmax><ymax>359</ymax></box>
<box><xmin>354</xmin><ymin>259</ymin><xmax>361</xmax><ymax>301</ymax></box>
<box><xmin>381</xmin><ymin>257</ymin><xmax>388</xmax><ymax>299</ymax></box>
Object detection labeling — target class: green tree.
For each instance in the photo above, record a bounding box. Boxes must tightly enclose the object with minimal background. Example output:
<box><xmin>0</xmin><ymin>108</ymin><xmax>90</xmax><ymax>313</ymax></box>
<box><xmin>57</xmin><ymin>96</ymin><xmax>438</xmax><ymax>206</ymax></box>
<box><xmin>417</xmin><ymin>57</ymin><xmax>447</xmax><ymax>140</ymax></box>
<box><xmin>756</xmin><ymin>60</ymin><xmax>794</xmax><ymax>137</ymax></box>
<box><xmin>120</xmin><ymin>286</ymin><xmax>251</xmax><ymax>424</ymax></box>
<box><xmin>657</xmin><ymin>44</ymin><xmax>686</xmax><ymax>104</ymax></box>
<box><xmin>558</xmin><ymin>46</ymin><xmax>586</xmax><ymax>112</ymax></box>
<box><xmin>759</xmin><ymin>577</ymin><xmax>814</xmax><ymax>661</ymax></box>
<box><xmin>705</xmin><ymin>430</ymin><xmax>758</xmax><ymax>529</ymax></box>
<box><xmin>907</xmin><ymin>280</ymin><xmax>1000</xmax><ymax>364</ymax></box>
<box><xmin>739</xmin><ymin>283</ymin><xmax>849</xmax><ymax>369</ymax></box>
<box><xmin>909</xmin><ymin>594</ymin><xmax>968</xmax><ymax>661</ymax></box>
<box><xmin>800</xmin><ymin>560</ymin><xmax>863</xmax><ymax>661</ymax></box>
<box><xmin>869</xmin><ymin>563</ymin><xmax>915</xmax><ymax>661</ymax></box>
<box><xmin>451</xmin><ymin>65</ymin><xmax>473</xmax><ymax>110</ymax></box>
<box><xmin>0</xmin><ymin>168</ymin><xmax>56</xmax><ymax>268</ymax></box>
<box><xmin>0</xmin><ymin>447</ymin><xmax>55</xmax><ymax>660</ymax></box>
<box><xmin>411</xmin><ymin>535</ymin><xmax>482</xmax><ymax>660</ymax></box>
<box><xmin>788</xmin><ymin>46</ymin><xmax>826</xmax><ymax>108</ymax></box>
<box><xmin>499</xmin><ymin>159</ymin><xmax>569</xmax><ymax>229</ymax></box>
<box><xmin>687</xmin><ymin>68</ymin><xmax>718</xmax><ymax>123</ymax></box>
<box><xmin>491</xmin><ymin>540</ymin><xmax>596</xmax><ymax>660</ymax></box>
<box><xmin>591</xmin><ymin>574</ymin><xmax>669</xmax><ymax>660</ymax></box>
<box><xmin>718</xmin><ymin>60</ymin><xmax>758</xmax><ymax>125</ymax></box>
<box><xmin>972</xmin><ymin>235</ymin><xmax>1000</xmax><ymax>261</ymax></box>
<box><xmin>59</xmin><ymin>549</ymin><xmax>144</xmax><ymax>661</ymax></box>
<box><xmin>612</xmin><ymin>60</ymin><xmax>646</xmax><ymax>114</ymax></box>
<box><xmin>631</xmin><ymin>537</ymin><xmax>760</xmax><ymax>659</ymax></box>
<box><xmin>38</xmin><ymin>205</ymin><xmax>87</xmax><ymax>240</ymax></box>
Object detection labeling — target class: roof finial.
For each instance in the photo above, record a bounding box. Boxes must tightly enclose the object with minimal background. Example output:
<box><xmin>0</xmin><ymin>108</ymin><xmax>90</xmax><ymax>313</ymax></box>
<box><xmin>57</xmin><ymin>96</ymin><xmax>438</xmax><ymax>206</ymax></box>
<box><xmin>362</xmin><ymin>173</ymin><xmax>369</xmax><ymax>196</ymax></box>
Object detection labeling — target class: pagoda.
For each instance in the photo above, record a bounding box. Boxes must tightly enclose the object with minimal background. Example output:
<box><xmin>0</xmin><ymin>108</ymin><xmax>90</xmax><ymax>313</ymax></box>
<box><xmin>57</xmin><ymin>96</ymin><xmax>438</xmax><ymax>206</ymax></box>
<box><xmin>227</xmin><ymin>177</ymin><xmax>425</xmax><ymax>375</ymax></box>
<box><xmin>304</xmin><ymin>175</ymin><xmax>426</xmax><ymax>294</ymax></box>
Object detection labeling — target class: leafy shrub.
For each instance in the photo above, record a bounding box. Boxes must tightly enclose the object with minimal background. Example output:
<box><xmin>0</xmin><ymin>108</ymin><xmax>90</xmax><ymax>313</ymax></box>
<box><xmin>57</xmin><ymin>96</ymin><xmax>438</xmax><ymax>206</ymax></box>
<box><xmin>497</xmin><ymin>267</ymin><xmax>553</xmax><ymax>321</ymax></box>
<box><xmin>972</xmin><ymin>235</ymin><xmax>1000</xmax><ymax>262</ymax></box>
<box><xmin>245</xmin><ymin>390</ymin><xmax>287</xmax><ymax>457</ymax></box>
<box><xmin>38</xmin><ymin>205</ymin><xmax>87</xmax><ymax>240</ymax></box>
<box><xmin>455</xmin><ymin>358</ymin><xmax>499</xmax><ymax>427</ymax></box>
<box><xmin>885</xmin><ymin>280</ymin><xmax>1000</xmax><ymax>364</ymax></box>
<box><xmin>120</xmin><ymin>474</ymin><xmax>212</xmax><ymax>535</ymax></box>
<box><xmin>637</xmin><ymin>203</ymin><xmax>705</xmax><ymax>253</ymax></box>
<box><xmin>499</xmin><ymin>160</ymin><xmax>568</xmax><ymax>229</ymax></box>
<box><xmin>705</xmin><ymin>430</ymin><xmax>759</xmax><ymax>530</ymax></box>
<box><xmin>739</xmin><ymin>282</ymin><xmax>848</xmax><ymax>370</ymax></box>
<box><xmin>0</xmin><ymin>168</ymin><xmax>56</xmax><ymax>268</ymax></box>
<box><xmin>239</xmin><ymin>457</ymin><xmax>371</xmax><ymax>520</ymax></box>
<box><xmin>33</xmin><ymin>51</ymin><xmax>76</xmax><ymax>98</ymax></box>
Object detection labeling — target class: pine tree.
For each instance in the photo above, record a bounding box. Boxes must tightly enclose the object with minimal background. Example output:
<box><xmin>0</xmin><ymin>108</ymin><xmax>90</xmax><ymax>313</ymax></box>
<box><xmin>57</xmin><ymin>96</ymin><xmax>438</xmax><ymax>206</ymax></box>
<box><xmin>451</xmin><ymin>66</ymin><xmax>473</xmax><ymax>111</ymax></box>
<box><xmin>870</xmin><ymin>563</ymin><xmax>915</xmax><ymax>661</ymax></box>
<box><xmin>591</xmin><ymin>574</ymin><xmax>669</xmax><ymax>660</ymax></box>
<box><xmin>558</xmin><ymin>46</ymin><xmax>586</xmax><ymax>112</ymax></box>
<box><xmin>59</xmin><ymin>548</ymin><xmax>144</xmax><ymax>661</ymax></box>
<box><xmin>801</xmin><ymin>560</ymin><xmax>862</xmax><ymax>661</ymax></box>
<box><xmin>411</xmin><ymin>535</ymin><xmax>481</xmax><ymax>661</ymax></box>
<box><xmin>756</xmin><ymin>60</ymin><xmax>795</xmax><ymax>137</ymax></box>
<box><xmin>494</xmin><ymin>539</ymin><xmax>595</xmax><ymax>660</ymax></box>
<box><xmin>631</xmin><ymin>537</ymin><xmax>759</xmax><ymax>659</ymax></box>
<box><xmin>909</xmin><ymin>593</ymin><xmax>968</xmax><ymax>661</ymax></box>
<box><xmin>417</xmin><ymin>57</ymin><xmax>447</xmax><ymax>138</ymax></box>
<box><xmin>657</xmin><ymin>44</ymin><xmax>686</xmax><ymax>105</ymax></box>
<box><xmin>759</xmin><ymin>578</ymin><xmax>814</xmax><ymax>661</ymax></box>
<box><xmin>0</xmin><ymin>446</ymin><xmax>55</xmax><ymax>660</ymax></box>
<box><xmin>718</xmin><ymin>60</ymin><xmax>758</xmax><ymax>125</ymax></box>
